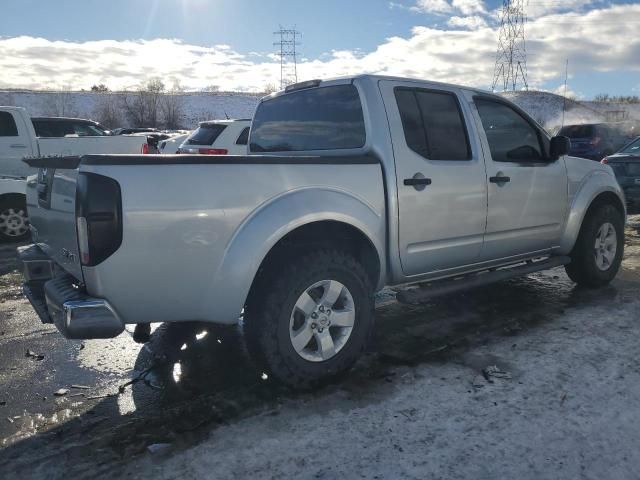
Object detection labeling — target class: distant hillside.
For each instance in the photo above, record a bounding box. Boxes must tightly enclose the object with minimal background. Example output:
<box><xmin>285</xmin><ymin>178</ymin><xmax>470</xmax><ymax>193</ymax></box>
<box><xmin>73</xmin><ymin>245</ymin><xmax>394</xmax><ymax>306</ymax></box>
<box><xmin>500</xmin><ymin>90</ymin><xmax>606</xmax><ymax>130</ymax></box>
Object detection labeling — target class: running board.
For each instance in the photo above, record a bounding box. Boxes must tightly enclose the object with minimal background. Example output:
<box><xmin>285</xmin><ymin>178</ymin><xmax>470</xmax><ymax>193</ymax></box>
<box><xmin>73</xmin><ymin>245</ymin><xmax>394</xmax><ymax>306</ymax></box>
<box><xmin>395</xmin><ymin>256</ymin><xmax>571</xmax><ymax>305</ymax></box>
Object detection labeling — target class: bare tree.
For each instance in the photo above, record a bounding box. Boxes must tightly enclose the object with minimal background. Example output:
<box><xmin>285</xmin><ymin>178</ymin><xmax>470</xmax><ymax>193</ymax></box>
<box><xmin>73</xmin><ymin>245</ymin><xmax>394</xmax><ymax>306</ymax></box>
<box><xmin>263</xmin><ymin>83</ymin><xmax>279</xmax><ymax>95</ymax></box>
<box><xmin>91</xmin><ymin>84</ymin><xmax>109</xmax><ymax>93</ymax></box>
<box><xmin>161</xmin><ymin>82</ymin><xmax>185</xmax><ymax>129</ymax></box>
<box><xmin>42</xmin><ymin>85</ymin><xmax>78</xmax><ymax>117</ymax></box>
<box><xmin>121</xmin><ymin>78</ymin><xmax>165</xmax><ymax>127</ymax></box>
<box><xmin>92</xmin><ymin>94</ymin><xmax>122</xmax><ymax>129</ymax></box>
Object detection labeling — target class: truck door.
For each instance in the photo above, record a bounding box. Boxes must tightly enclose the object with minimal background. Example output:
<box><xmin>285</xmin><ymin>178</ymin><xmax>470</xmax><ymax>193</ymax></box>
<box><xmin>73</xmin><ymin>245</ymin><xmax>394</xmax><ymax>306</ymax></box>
<box><xmin>0</xmin><ymin>109</ymin><xmax>36</xmax><ymax>177</ymax></box>
<box><xmin>380</xmin><ymin>80</ymin><xmax>488</xmax><ymax>276</ymax></box>
<box><xmin>469</xmin><ymin>93</ymin><xmax>568</xmax><ymax>260</ymax></box>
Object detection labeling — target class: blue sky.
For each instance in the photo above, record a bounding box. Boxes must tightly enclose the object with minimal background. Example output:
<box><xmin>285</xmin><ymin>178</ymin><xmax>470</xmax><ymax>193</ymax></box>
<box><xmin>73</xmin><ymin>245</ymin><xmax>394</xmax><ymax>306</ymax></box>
<box><xmin>1</xmin><ymin>0</ymin><xmax>639</xmax><ymax>97</ymax></box>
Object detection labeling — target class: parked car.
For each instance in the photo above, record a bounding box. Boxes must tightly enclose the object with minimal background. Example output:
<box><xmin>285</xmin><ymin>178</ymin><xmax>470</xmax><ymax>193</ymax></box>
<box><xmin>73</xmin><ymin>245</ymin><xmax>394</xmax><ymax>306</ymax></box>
<box><xmin>111</xmin><ymin>127</ymin><xmax>159</xmax><ymax>135</ymax></box>
<box><xmin>557</xmin><ymin>123</ymin><xmax>629</xmax><ymax>160</ymax></box>
<box><xmin>178</xmin><ymin>119</ymin><xmax>250</xmax><ymax>155</ymax></box>
<box><xmin>0</xmin><ymin>106</ymin><xmax>150</xmax><ymax>241</ymax></box>
<box><xmin>159</xmin><ymin>133</ymin><xmax>190</xmax><ymax>154</ymax></box>
<box><xmin>602</xmin><ymin>136</ymin><xmax>640</xmax><ymax>211</ymax></box>
<box><xmin>31</xmin><ymin>117</ymin><xmax>110</xmax><ymax>137</ymax></box>
<box><xmin>18</xmin><ymin>75</ymin><xmax>625</xmax><ymax>388</ymax></box>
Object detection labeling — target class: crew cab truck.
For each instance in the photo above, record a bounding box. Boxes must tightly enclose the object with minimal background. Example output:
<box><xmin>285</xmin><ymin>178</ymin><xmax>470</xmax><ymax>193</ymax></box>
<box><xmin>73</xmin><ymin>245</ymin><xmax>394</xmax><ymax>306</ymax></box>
<box><xmin>0</xmin><ymin>106</ymin><xmax>149</xmax><ymax>242</ymax></box>
<box><xmin>18</xmin><ymin>76</ymin><xmax>625</xmax><ymax>388</ymax></box>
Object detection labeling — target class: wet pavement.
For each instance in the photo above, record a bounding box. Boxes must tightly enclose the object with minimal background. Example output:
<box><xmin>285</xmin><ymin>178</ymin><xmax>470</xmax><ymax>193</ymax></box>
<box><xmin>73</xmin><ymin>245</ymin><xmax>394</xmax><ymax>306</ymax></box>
<box><xmin>1</xmin><ymin>222</ymin><xmax>640</xmax><ymax>478</ymax></box>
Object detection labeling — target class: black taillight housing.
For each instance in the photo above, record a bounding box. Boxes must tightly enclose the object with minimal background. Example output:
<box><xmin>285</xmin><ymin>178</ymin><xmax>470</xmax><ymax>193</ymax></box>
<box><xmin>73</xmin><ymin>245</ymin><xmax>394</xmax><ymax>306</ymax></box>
<box><xmin>76</xmin><ymin>172</ymin><xmax>122</xmax><ymax>266</ymax></box>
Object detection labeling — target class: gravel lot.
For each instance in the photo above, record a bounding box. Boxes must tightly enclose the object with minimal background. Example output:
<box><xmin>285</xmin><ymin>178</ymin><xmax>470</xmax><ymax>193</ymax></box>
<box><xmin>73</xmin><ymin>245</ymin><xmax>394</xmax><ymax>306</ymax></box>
<box><xmin>1</xmin><ymin>219</ymin><xmax>639</xmax><ymax>479</ymax></box>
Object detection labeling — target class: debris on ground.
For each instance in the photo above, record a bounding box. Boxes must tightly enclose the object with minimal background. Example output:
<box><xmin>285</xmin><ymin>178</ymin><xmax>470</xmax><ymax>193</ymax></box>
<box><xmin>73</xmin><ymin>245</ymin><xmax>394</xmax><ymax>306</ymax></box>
<box><xmin>53</xmin><ymin>389</ymin><xmax>69</xmax><ymax>397</ymax></box>
<box><xmin>0</xmin><ymin>400</ymin><xmax>6</xmax><ymax>406</ymax></box>
<box><xmin>482</xmin><ymin>365</ymin><xmax>512</xmax><ymax>382</ymax></box>
<box><xmin>70</xmin><ymin>385</ymin><xmax>91</xmax><ymax>390</ymax></box>
<box><xmin>147</xmin><ymin>443</ymin><xmax>172</xmax><ymax>455</ymax></box>
<box><xmin>25</xmin><ymin>349</ymin><xmax>45</xmax><ymax>361</ymax></box>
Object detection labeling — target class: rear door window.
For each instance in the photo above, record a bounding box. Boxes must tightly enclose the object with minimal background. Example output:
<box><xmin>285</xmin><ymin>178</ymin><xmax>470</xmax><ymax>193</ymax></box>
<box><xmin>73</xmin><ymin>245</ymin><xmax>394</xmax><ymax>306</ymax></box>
<box><xmin>186</xmin><ymin>124</ymin><xmax>227</xmax><ymax>145</ymax></box>
<box><xmin>0</xmin><ymin>112</ymin><xmax>19</xmax><ymax>136</ymax></box>
<box><xmin>395</xmin><ymin>88</ymin><xmax>471</xmax><ymax>160</ymax></box>
<box><xmin>250</xmin><ymin>84</ymin><xmax>366</xmax><ymax>152</ymax></box>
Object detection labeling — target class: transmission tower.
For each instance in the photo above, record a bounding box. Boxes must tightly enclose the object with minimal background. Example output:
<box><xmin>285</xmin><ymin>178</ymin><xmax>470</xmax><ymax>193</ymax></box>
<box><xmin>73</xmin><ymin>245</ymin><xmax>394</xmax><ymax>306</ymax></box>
<box><xmin>492</xmin><ymin>0</ymin><xmax>529</xmax><ymax>92</ymax></box>
<box><xmin>274</xmin><ymin>26</ymin><xmax>300</xmax><ymax>89</ymax></box>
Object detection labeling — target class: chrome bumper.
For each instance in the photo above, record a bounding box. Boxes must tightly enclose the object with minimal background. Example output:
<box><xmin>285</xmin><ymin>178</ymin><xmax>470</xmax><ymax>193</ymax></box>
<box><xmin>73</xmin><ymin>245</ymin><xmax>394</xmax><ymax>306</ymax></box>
<box><xmin>18</xmin><ymin>244</ymin><xmax>124</xmax><ymax>339</ymax></box>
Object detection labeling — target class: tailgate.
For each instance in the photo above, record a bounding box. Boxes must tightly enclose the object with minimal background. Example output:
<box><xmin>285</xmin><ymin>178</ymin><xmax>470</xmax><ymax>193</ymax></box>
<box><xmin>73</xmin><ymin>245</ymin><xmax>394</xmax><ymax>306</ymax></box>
<box><xmin>25</xmin><ymin>156</ymin><xmax>83</xmax><ymax>281</ymax></box>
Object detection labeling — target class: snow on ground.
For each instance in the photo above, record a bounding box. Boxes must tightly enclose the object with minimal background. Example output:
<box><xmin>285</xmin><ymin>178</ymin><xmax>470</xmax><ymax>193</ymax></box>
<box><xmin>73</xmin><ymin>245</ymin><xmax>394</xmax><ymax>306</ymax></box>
<box><xmin>121</xmin><ymin>274</ymin><xmax>640</xmax><ymax>480</ymax></box>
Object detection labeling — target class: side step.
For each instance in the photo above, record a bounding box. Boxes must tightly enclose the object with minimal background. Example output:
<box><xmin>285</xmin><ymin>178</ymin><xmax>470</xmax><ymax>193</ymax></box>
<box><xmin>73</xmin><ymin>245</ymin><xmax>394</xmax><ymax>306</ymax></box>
<box><xmin>396</xmin><ymin>256</ymin><xmax>571</xmax><ymax>305</ymax></box>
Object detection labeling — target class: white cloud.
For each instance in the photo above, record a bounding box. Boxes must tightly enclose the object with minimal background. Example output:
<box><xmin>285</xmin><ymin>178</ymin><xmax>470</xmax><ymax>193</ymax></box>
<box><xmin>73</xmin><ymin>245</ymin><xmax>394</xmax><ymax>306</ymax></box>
<box><xmin>0</xmin><ymin>3</ymin><xmax>638</xmax><ymax>93</ymax></box>
<box><xmin>412</xmin><ymin>0</ymin><xmax>453</xmax><ymax>14</ymax></box>
<box><xmin>447</xmin><ymin>15</ymin><xmax>487</xmax><ymax>29</ymax></box>
<box><xmin>452</xmin><ymin>0</ymin><xmax>486</xmax><ymax>16</ymax></box>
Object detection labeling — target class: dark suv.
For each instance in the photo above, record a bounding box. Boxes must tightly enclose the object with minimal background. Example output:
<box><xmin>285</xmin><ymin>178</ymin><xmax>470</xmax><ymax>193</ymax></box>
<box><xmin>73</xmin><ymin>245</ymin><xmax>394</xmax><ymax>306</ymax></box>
<box><xmin>602</xmin><ymin>136</ymin><xmax>640</xmax><ymax>212</ymax></box>
<box><xmin>557</xmin><ymin>123</ymin><xmax>628</xmax><ymax>161</ymax></box>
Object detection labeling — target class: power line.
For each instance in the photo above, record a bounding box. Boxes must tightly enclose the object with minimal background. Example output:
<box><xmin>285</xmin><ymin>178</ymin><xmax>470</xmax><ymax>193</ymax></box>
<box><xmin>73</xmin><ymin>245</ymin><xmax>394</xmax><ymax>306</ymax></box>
<box><xmin>273</xmin><ymin>26</ymin><xmax>300</xmax><ymax>90</ymax></box>
<box><xmin>492</xmin><ymin>0</ymin><xmax>529</xmax><ymax>92</ymax></box>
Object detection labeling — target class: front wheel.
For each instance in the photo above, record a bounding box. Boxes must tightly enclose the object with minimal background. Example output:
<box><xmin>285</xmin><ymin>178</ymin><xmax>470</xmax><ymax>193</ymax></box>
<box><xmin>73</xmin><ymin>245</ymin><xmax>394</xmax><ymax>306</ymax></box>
<box><xmin>565</xmin><ymin>203</ymin><xmax>624</xmax><ymax>287</ymax></box>
<box><xmin>244</xmin><ymin>249</ymin><xmax>374</xmax><ymax>389</ymax></box>
<box><xmin>0</xmin><ymin>196</ymin><xmax>30</xmax><ymax>243</ymax></box>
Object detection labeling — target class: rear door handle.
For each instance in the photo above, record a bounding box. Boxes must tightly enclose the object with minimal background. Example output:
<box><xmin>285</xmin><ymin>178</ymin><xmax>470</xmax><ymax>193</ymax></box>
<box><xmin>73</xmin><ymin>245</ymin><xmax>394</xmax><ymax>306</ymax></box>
<box><xmin>489</xmin><ymin>175</ymin><xmax>511</xmax><ymax>184</ymax></box>
<box><xmin>404</xmin><ymin>178</ymin><xmax>432</xmax><ymax>187</ymax></box>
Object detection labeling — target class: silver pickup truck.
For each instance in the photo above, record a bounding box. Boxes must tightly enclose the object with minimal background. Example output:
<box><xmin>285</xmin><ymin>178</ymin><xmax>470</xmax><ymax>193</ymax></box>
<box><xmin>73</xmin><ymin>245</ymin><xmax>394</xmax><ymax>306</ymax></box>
<box><xmin>18</xmin><ymin>75</ymin><xmax>625</xmax><ymax>388</ymax></box>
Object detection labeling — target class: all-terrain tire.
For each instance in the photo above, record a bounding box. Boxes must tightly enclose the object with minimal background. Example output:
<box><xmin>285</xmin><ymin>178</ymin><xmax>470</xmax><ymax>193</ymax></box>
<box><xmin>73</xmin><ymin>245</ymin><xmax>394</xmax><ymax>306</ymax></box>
<box><xmin>244</xmin><ymin>249</ymin><xmax>374</xmax><ymax>389</ymax></box>
<box><xmin>565</xmin><ymin>203</ymin><xmax>624</xmax><ymax>287</ymax></box>
<box><xmin>0</xmin><ymin>195</ymin><xmax>30</xmax><ymax>243</ymax></box>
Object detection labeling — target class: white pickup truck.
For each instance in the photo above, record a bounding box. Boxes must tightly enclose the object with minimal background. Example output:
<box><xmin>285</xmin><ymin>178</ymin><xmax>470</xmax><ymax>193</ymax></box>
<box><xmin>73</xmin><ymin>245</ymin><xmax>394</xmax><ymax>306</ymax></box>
<box><xmin>0</xmin><ymin>106</ymin><xmax>149</xmax><ymax>241</ymax></box>
<box><xmin>18</xmin><ymin>76</ymin><xmax>626</xmax><ymax>388</ymax></box>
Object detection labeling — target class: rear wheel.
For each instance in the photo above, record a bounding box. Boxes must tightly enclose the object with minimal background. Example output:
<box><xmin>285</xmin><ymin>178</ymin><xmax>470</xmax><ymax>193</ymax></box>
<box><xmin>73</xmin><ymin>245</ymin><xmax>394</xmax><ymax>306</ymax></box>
<box><xmin>0</xmin><ymin>195</ymin><xmax>30</xmax><ymax>243</ymax></box>
<box><xmin>565</xmin><ymin>203</ymin><xmax>624</xmax><ymax>287</ymax></box>
<box><xmin>244</xmin><ymin>249</ymin><xmax>374</xmax><ymax>389</ymax></box>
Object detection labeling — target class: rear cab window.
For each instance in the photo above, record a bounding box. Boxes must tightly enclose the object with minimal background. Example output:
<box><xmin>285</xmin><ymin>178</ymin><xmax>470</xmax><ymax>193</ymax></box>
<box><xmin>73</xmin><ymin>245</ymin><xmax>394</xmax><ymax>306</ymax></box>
<box><xmin>0</xmin><ymin>112</ymin><xmax>19</xmax><ymax>136</ymax></box>
<box><xmin>250</xmin><ymin>84</ymin><xmax>366</xmax><ymax>152</ymax></box>
<box><xmin>186</xmin><ymin>124</ymin><xmax>227</xmax><ymax>145</ymax></box>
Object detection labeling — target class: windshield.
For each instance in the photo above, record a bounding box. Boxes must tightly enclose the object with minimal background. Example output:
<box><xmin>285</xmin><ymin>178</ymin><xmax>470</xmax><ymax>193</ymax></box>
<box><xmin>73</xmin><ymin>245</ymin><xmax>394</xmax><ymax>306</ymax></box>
<box><xmin>186</xmin><ymin>124</ymin><xmax>227</xmax><ymax>145</ymax></box>
<box><xmin>250</xmin><ymin>84</ymin><xmax>366</xmax><ymax>152</ymax></box>
<box><xmin>621</xmin><ymin>137</ymin><xmax>640</xmax><ymax>155</ymax></box>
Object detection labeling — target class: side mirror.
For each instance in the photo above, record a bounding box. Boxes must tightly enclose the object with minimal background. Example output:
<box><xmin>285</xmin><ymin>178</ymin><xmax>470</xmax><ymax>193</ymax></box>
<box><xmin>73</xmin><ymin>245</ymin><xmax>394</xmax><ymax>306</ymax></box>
<box><xmin>550</xmin><ymin>136</ymin><xmax>571</xmax><ymax>160</ymax></box>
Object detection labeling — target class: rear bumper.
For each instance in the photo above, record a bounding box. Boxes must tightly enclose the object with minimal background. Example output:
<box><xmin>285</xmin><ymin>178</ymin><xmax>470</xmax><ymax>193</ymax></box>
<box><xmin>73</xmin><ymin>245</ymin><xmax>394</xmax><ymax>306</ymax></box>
<box><xmin>17</xmin><ymin>244</ymin><xmax>124</xmax><ymax>339</ymax></box>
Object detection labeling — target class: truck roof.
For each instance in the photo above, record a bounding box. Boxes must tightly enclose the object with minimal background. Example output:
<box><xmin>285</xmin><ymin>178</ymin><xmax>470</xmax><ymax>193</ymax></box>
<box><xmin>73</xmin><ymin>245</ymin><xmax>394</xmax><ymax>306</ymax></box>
<box><xmin>268</xmin><ymin>74</ymin><xmax>492</xmax><ymax>100</ymax></box>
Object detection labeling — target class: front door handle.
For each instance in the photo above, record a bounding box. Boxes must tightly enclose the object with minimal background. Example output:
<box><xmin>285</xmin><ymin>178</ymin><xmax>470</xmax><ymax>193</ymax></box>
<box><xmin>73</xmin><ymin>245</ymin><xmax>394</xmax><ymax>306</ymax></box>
<box><xmin>10</xmin><ymin>144</ymin><xmax>27</xmax><ymax>148</ymax></box>
<box><xmin>404</xmin><ymin>178</ymin><xmax>432</xmax><ymax>187</ymax></box>
<box><xmin>489</xmin><ymin>175</ymin><xmax>511</xmax><ymax>184</ymax></box>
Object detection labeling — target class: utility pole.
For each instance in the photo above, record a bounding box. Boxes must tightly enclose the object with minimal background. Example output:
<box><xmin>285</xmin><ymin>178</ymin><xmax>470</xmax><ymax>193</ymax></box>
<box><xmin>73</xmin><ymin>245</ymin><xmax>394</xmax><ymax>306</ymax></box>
<box><xmin>561</xmin><ymin>59</ymin><xmax>569</xmax><ymax>128</ymax></box>
<box><xmin>274</xmin><ymin>26</ymin><xmax>300</xmax><ymax>90</ymax></box>
<box><xmin>492</xmin><ymin>0</ymin><xmax>529</xmax><ymax>92</ymax></box>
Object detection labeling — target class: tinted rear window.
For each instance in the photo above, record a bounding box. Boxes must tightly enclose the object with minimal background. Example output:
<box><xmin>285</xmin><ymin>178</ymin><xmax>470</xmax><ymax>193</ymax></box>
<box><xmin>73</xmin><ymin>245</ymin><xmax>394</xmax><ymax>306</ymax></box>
<box><xmin>0</xmin><ymin>111</ymin><xmax>18</xmax><ymax>136</ymax></box>
<box><xmin>186</xmin><ymin>124</ymin><xmax>227</xmax><ymax>145</ymax></box>
<box><xmin>558</xmin><ymin>125</ymin><xmax>595</xmax><ymax>138</ymax></box>
<box><xmin>250</xmin><ymin>84</ymin><xmax>366</xmax><ymax>152</ymax></box>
